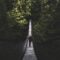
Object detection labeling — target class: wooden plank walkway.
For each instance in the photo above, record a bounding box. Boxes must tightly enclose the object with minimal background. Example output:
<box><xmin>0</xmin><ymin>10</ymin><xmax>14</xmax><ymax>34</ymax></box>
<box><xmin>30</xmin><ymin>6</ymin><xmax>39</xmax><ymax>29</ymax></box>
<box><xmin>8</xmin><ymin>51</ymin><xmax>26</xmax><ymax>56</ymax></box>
<box><xmin>23</xmin><ymin>41</ymin><xmax>37</xmax><ymax>60</ymax></box>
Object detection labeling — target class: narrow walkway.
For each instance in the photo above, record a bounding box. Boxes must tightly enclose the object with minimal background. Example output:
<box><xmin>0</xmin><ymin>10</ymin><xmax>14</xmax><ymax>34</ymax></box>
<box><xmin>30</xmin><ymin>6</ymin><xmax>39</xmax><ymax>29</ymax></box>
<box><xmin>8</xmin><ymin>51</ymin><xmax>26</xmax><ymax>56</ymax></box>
<box><xmin>23</xmin><ymin>40</ymin><xmax>37</xmax><ymax>60</ymax></box>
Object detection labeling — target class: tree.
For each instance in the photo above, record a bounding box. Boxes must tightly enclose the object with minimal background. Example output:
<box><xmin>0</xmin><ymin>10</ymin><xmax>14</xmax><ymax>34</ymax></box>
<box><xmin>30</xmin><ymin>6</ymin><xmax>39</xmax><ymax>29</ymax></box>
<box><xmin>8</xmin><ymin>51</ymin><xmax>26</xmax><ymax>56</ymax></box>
<box><xmin>32</xmin><ymin>0</ymin><xmax>60</xmax><ymax>43</ymax></box>
<box><xmin>0</xmin><ymin>0</ymin><xmax>31</xmax><ymax>40</ymax></box>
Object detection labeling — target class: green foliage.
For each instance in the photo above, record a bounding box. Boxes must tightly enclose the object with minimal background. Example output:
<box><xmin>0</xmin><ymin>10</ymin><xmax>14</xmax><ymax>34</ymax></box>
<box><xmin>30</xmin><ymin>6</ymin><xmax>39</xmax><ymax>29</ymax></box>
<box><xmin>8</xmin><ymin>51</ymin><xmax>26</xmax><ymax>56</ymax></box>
<box><xmin>31</xmin><ymin>0</ymin><xmax>41</xmax><ymax>20</ymax></box>
<box><xmin>32</xmin><ymin>0</ymin><xmax>60</xmax><ymax>43</ymax></box>
<box><xmin>0</xmin><ymin>0</ymin><xmax>31</xmax><ymax>40</ymax></box>
<box><xmin>0</xmin><ymin>0</ymin><xmax>60</xmax><ymax>41</ymax></box>
<box><xmin>7</xmin><ymin>0</ymin><xmax>29</xmax><ymax>27</ymax></box>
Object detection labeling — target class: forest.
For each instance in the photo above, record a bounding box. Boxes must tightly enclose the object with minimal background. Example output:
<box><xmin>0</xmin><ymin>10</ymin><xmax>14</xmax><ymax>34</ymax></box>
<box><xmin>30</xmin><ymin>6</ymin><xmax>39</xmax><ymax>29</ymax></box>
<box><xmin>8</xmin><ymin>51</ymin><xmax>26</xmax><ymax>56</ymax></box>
<box><xmin>0</xmin><ymin>0</ymin><xmax>60</xmax><ymax>42</ymax></box>
<box><xmin>0</xmin><ymin>0</ymin><xmax>60</xmax><ymax>60</ymax></box>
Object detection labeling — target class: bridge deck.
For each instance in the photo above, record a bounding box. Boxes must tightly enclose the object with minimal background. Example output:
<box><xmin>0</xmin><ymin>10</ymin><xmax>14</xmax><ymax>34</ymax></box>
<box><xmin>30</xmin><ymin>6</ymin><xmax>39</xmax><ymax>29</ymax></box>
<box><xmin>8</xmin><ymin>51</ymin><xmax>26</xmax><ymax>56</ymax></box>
<box><xmin>23</xmin><ymin>41</ymin><xmax>37</xmax><ymax>60</ymax></box>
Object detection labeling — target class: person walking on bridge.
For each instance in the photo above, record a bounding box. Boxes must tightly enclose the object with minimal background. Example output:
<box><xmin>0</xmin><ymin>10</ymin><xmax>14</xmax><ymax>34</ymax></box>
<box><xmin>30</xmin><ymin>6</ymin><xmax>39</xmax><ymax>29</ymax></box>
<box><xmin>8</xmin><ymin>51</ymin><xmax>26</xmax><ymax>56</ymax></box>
<box><xmin>28</xmin><ymin>36</ymin><xmax>32</xmax><ymax>47</ymax></box>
